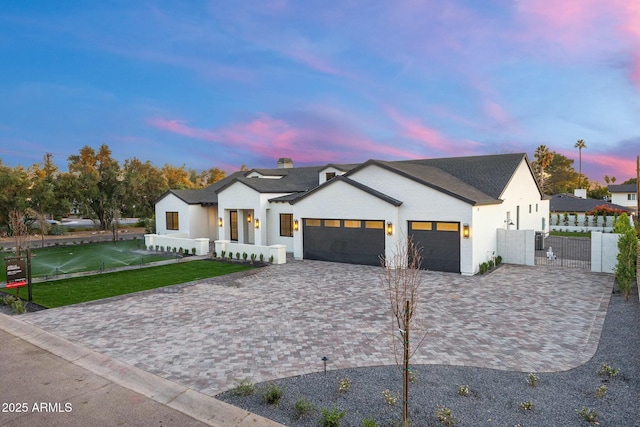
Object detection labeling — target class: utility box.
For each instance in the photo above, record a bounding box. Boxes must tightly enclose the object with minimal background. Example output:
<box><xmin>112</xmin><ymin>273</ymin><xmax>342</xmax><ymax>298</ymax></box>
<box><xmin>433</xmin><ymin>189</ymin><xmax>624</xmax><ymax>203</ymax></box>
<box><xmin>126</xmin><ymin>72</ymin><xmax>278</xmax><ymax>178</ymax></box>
<box><xmin>535</xmin><ymin>231</ymin><xmax>545</xmax><ymax>250</ymax></box>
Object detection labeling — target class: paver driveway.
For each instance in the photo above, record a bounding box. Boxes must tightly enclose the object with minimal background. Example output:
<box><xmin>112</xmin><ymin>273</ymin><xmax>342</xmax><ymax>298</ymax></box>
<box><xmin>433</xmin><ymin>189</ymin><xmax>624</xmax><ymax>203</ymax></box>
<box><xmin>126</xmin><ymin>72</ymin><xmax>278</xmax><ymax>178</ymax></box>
<box><xmin>22</xmin><ymin>261</ymin><xmax>613</xmax><ymax>395</ymax></box>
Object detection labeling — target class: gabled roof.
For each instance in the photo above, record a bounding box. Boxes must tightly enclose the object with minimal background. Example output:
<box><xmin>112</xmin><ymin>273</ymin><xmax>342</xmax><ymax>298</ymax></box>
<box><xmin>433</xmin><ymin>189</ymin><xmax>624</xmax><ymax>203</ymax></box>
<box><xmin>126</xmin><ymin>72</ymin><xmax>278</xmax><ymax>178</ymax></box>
<box><xmin>155</xmin><ymin>171</ymin><xmax>244</xmax><ymax>206</ymax></box>
<box><xmin>608</xmin><ymin>184</ymin><xmax>637</xmax><ymax>193</ymax></box>
<box><xmin>318</xmin><ymin>163</ymin><xmax>359</xmax><ymax>172</ymax></box>
<box><xmin>216</xmin><ymin>165</ymin><xmax>321</xmax><ymax>194</ymax></box>
<box><xmin>288</xmin><ymin>175</ymin><xmax>403</xmax><ymax>206</ymax></box>
<box><xmin>158</xmin><ymin>153</ymin><xmax>536</xmax><ymax>207</ymax></box>
<box><xmin>344</xmin><ymin>153</ymin><xmax>529</xmax><ymax>205</ymax></box>
<box><xmin>550</xmin><ymin>193</ymin><xmax>632</xmax><ymax>213</ymax></box>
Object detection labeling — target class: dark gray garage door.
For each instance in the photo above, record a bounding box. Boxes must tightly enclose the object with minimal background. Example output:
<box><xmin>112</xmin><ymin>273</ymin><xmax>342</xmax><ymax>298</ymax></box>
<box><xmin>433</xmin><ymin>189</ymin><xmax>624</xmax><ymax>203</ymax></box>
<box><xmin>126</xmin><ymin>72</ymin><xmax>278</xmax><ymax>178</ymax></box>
<box><xmin>408</xmin><ymin>221</ymin><xmax>460</xmax><ymax>273</ymax></box>
<box><xmin>303</xmin><ymin>219</ymin><xmax>385</xmax><ymax>266</ymax></box>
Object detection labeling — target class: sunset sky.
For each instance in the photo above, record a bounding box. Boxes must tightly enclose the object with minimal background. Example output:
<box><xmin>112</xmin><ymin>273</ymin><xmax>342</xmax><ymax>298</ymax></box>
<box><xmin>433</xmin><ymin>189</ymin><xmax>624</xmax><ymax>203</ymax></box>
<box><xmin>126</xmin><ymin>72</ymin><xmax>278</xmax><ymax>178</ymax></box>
<box><xmin>1</xmin><ymin>1</ymin><xmax>638</xmax><ymax>183</ymax></box>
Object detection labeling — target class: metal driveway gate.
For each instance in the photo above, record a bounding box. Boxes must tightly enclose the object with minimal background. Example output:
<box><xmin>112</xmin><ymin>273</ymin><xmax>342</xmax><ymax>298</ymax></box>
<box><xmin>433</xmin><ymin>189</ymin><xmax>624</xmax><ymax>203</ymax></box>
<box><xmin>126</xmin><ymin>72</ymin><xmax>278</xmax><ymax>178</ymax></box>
<box><xmin>535</xmin><ymin>235</ymin><xmax>591</xmax><ymax>269</ymax></box>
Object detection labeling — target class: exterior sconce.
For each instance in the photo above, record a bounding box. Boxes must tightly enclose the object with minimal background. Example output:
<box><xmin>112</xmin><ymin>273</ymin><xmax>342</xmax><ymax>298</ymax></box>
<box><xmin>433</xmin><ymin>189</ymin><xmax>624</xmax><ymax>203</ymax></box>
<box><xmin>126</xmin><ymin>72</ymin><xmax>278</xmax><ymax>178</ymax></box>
<box><xmin>386</xmin><ymin>222</ymin><xmax>393</xmax><ymax>236</ymax></box>
<box><xmin>463</xmin><ymin>223</ymin><xmax>470</xmax><ymax>238</ymax></box>
<box><xmin>293</xmin><ymin>219</ymin><xmax>299</xmax><ymax>231</ymax></box>
<box><xmin>218</xmin><ymin>217</ymin><xmax>223</xmax><ymax>227</ymax></box>
<box><xmin>254</xmin><ymin>218</ymin><xmax>260</xmax><ymax>229</ymax></box>
<box><xmin>247</xmin><ymin>214</ymin><xmax>252</xmax><ymax>223</ymax></box>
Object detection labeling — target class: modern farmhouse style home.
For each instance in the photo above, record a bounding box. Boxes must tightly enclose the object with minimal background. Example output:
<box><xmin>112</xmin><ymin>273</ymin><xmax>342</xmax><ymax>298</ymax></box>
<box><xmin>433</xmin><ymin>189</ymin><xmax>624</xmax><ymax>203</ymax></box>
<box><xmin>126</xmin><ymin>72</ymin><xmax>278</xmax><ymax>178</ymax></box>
<box><xmin>151</xmin><ymin>153</ymin><xmax>549</xmax><ymax>275</ymax></box>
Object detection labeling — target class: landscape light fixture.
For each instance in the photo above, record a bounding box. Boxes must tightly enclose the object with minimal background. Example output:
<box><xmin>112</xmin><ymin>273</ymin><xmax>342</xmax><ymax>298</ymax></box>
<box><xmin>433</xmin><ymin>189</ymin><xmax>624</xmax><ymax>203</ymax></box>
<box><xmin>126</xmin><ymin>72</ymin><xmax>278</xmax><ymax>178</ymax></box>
<box><xmin>254</xmin><ymin>218</ymin><xmax>260</xmax><ymax>229</ymax></box>
<box><xmin>386</xmin><ymin>222</ymin><xmax>393</xmax><ymax>236</ymax></box>
<box><xmin>463</xmin><ymin>223</ymin><xmax>470</xmax><ymax>238</ymax></box>
<box><xmin>293</xmin><ymin>219</ymin><xmax>299</xmax><ymax>231</ymax></box>
<box><xmin>321</xmin><ymin>356</ymin><xmax>328</xmax><ymax>375</ymax></box>
<box><xmin>218</xmin><ymin>217</ymin><xmax>223</xmax><ymax>227</ymax></box>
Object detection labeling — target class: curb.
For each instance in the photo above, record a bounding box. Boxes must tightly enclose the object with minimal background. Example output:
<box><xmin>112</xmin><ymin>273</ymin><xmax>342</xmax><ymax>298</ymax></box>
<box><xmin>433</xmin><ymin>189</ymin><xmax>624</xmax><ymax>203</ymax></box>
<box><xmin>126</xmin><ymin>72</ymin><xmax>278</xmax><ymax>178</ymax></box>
<box><xmin>0</xmin><ymin>313</ymin><xmax>284</xmax><ymax>427</ymax></box>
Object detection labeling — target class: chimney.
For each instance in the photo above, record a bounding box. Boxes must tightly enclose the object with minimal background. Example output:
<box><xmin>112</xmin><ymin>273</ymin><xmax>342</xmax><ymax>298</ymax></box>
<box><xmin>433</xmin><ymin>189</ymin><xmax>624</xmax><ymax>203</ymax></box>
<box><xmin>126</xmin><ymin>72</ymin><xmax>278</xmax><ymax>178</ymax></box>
<box><xmin>277</xmin><ymin>158</ymin><xmax>293</xmax><ymax>169</ymax></box>
<box><xmin>574</xmin><ymin>188</ymin><xmax>587</xmax><ymax>199</ymax></box>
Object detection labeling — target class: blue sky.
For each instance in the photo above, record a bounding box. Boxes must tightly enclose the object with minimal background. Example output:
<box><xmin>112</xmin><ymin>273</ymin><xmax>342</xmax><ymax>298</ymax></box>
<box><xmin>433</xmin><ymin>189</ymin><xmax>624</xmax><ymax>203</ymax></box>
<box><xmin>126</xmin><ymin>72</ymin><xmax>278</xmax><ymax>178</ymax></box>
<box><xmin>1</xmin><ymin>1</ymin><xmax>638</xmax><ymax>183</ymax></box>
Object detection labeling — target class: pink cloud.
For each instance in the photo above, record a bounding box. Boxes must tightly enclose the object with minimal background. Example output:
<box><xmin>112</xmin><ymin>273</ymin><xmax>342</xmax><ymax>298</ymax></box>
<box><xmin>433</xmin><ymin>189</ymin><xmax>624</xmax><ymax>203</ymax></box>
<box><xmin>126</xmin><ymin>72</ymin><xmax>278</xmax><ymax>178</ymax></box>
<box><xmin>148</xmin><ymin>114</ymin><xmax>418</xmax><ymax>166</ymax></box>
<box><xmin>387</xmin><ymin>108</ymin><xmax>481</xmax><ymax>156</ymax></box>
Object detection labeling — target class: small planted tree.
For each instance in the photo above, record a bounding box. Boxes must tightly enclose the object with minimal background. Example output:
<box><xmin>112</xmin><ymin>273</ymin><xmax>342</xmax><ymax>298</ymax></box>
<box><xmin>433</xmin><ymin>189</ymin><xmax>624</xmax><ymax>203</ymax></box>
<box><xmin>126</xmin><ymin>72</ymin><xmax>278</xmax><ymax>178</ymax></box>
<box><xmin>613</xmin><ymin>214</ymin><xmax>637</xmax><ymax>301</ymax></box>
<box><xmin>379</xmin><ymin>236</ymin><xmax>426</xmax><ymax>427</ymax></box>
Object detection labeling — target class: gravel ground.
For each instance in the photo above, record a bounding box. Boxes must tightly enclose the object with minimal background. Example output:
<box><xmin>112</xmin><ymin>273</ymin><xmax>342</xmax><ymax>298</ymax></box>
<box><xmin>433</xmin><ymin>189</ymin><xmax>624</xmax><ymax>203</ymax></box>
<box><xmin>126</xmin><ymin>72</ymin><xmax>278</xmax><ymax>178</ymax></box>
<box><xmin>218</xmin><ymin>287</ymin><xmax>640</xmax><ymax>427</ymax></box>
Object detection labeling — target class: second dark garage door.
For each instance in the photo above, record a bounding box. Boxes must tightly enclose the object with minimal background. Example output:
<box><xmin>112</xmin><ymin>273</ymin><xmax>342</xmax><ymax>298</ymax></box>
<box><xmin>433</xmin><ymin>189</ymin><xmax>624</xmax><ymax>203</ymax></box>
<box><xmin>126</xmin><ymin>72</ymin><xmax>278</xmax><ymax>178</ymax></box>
<box><xmin>303</xmin><ymin>219</ymin><xmax>385</xmax><ymax>266</ymax></box>
<box><xmin>409</xmin><ymin>221</ymin><xmax>461</xmax><ymax>273</ymax></box>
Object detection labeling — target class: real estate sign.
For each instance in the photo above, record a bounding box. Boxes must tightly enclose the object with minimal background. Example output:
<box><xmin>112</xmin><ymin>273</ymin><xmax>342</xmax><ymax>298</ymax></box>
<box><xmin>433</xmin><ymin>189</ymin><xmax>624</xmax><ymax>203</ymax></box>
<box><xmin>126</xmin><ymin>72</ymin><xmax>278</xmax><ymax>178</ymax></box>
<box><xmin>6</xmin><ymin>258</ymin><xmax>27</xmax><ymax>286</ymax></box>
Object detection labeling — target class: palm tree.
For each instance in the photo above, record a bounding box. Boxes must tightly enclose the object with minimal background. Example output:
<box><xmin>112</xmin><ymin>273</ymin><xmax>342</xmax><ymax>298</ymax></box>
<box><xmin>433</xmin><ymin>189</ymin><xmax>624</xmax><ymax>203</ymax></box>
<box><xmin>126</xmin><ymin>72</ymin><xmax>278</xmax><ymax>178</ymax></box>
<box><xmin>574</xmin><ymin>139</ymin><xmax>586</xmax><ymax>188</ymax></box>
<box><xmin>534</xmin><ymin>144</ymin><xmax>554</xmax><ymax>193</ymax></box>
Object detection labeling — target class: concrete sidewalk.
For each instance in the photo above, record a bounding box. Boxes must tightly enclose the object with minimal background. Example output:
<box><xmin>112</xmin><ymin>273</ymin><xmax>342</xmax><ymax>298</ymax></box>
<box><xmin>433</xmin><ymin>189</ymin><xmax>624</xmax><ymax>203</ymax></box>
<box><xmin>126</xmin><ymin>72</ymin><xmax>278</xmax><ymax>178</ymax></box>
<box><xmin>0</xmin><ymin>314</ymin><xmax>284</xmax><ymax>427</ymax></box>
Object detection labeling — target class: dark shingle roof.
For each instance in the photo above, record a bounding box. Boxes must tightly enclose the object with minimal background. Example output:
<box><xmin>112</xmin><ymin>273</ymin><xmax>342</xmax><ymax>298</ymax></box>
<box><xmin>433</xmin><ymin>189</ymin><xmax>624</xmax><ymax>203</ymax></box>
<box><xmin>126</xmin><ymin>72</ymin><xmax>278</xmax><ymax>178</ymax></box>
<box><xmin>608</xmin><ymin>184</ymin><xmax>637</xmax><ymax>193</ymax></box>
<box><xmin>398</xmin><ymin>153</ymin><xmax>529</xmax><ymax>200</ymax></box>
<box><xmin>217</xmin><ymin>166</ymin><xmax>321</xmax><ymax>194</ymax></box>
<box><xmin>160</xmin><ymin>153</ymin><xmax>535</xmax><ymax>207</ymax></box>
<box><xmin>549</xmin><ymin>194</ymin><xmax>632</xmax><ymax>213</ymax></box>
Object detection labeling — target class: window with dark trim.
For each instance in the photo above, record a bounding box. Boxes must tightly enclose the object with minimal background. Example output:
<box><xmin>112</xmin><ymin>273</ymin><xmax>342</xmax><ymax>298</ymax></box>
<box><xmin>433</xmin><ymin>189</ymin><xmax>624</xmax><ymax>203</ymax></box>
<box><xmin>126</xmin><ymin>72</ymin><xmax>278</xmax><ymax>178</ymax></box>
<box><xmin>166</xmin><ymin>212</ymin><xmax>179</xmax><ymax>230</ymax></box>
<box><xmin>325</xmin><ymin>172</ymin><xmax>336</xmax><ymax>181</ymax></box>
<box><xmin>280</xmin><ymin>213</ymin><xmax>293</xmax><ymax>237</ymax></box>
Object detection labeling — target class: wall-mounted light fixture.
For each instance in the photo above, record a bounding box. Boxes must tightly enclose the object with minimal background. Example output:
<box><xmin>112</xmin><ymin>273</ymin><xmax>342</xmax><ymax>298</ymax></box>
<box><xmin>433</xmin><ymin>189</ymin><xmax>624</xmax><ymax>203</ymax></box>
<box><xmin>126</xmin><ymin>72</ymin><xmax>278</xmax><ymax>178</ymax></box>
<box><xmin>247</xmin><ymin>214</ymin><xmax>252</xmax><ymax>223</ymax></box>
<box><xmin>293</xmin><ymin>219</ymin><xmax>299</xmax><ymax>232</ymax></box>
<box><xmin>254</xmin><ymin>218</ymin><xmax>260</xmax><ymax>229</ymax></box>
<box><xmin>463</xmin><ymin>223</ymin><xmax>470</xmax><ymax>238</ymax></box>
<box><xmin>386</xmin><ymin>222</ymin><xmax>393</xmax><ymax>236</ymax></box>
<box><xmin>218</xmin><ymin>217</ymin><xmax>223</xmax><ymax>227</ymax></box>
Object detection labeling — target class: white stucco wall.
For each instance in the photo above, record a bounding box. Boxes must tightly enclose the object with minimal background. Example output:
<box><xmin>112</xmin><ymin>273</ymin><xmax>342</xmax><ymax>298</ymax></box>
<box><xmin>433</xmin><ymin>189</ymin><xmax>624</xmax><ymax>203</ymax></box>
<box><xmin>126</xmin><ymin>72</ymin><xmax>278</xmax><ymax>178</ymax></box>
<box><xmin>591</xmin><ymin>231</ymin><xmax>620</xmax><ymax>273</ymax></box>
<box><xmin>347</xmin><ymin>165</ymin><xmax>476</xmax><ymax>273</ymax></box>
<box><xmin>155</xmin><ymin>193</ymin><xmax>192</xmax><ymax>236</ymax></box>
<box><xmin>499</xmin><ymin>159</ymin><xmax>549</xmax><ymax>232</ymax></box>
<box><xmin>267</xmin><ymin>202</ymin><xmax>295</xmax><ymax>252</ymax></box>
<box><xmin>318</xmin><ymin>166</ymin><xmax>347</xmax><ymax>184</ymax></box>
<box><xmin>611</xmin><ymin>192</ymin><xmax>637</xmax><ymax>210</ymax></box>
<box><xmin>291</xmin><ymin>179</ymin><xmax>399</xmax><ymax>261</ymax></box>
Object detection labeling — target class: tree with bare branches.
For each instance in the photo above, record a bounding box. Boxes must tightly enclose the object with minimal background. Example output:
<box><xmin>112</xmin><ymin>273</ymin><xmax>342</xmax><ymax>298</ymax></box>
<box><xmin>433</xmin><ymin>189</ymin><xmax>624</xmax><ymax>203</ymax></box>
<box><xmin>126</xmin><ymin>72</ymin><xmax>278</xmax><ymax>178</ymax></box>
<box><xmin>9</xmin><ymin>209</ymin><xmax>28</xmax><ymax>256</ymax></box>
<box><xmin>379</xmin><ymin>236</ymin><xmax>426</xmax><ymax>427</ymax></box>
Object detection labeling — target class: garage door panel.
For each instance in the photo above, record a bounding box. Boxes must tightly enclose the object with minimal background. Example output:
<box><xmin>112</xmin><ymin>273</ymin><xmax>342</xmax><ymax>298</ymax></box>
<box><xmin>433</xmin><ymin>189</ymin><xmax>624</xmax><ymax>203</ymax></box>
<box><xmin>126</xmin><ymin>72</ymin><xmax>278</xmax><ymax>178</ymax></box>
<box><xmin>409</xmin><ymin>221</ymin><xmax>460</xmax><ymax>273</ymax></box>
<box><xmin>303</xmin><ymin>219</ymin><xmax>384</xmax><ymax>266</ymax></box>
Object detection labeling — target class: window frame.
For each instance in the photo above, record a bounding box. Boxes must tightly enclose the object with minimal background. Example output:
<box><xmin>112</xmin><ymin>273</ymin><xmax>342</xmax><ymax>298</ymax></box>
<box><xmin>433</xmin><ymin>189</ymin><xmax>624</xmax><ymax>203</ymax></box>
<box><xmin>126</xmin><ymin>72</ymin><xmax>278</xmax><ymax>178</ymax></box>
<box><xmin>280</xmin><ymin>213</ymin><xmax>293</xmax><ymax>237</ymax></box>
<box><xmin>165</xmin><ymin>211</ymin><xmax>179</xmax><ymax>231</ymax></box>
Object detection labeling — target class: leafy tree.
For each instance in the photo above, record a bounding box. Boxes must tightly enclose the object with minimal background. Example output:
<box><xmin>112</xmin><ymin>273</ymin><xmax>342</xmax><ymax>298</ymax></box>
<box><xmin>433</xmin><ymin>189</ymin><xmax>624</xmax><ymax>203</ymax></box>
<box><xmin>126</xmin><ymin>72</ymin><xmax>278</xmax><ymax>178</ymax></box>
<box><xmin>28</xmin><ymin>153</ymin><xmax>70</xmax><ymax>223</ymax></box>
<box><xmin>122</xmin><ymin>158</ymin><xmax>168</xmax><ymax>218</ymax></box>
<box><xmin>67</xmin><ymin>144</ymin><xmax>124</xmax><ymax>231</ymax></box>
<box><xmin>587</xmin><ymin>182</ymin><xmax>610</xmax><ymax>200</ymax></box>
<box><xmin>161</xmin><ymin>164</ymin><xmax>194</xmax><ymax>189</ymax></box>
<box><xmin>204</xmin><ymin>167</ymin><xmax>226</xmax><ymax>185</ymax></box>
<box><xmin>574</xmin><ymin>139</ymin><xmax>587</xmax><ymax>189</ymax></box>
<box><xmin>621</xmin><ymin>177</ymin><xmax>637</xmax><ymax>185</ymax></box>
<box><xmin>0</xmin><ymin>161</ymin><xmax>29</xmax><ymax>233</ymax></box>
<box><xmin>546</xmin><ymin>152</ymin><xmax>581</xmax><ymax>195</ymax></box>
<box><xmin>613</xmin><ymin>214</ymin><xmax>637</xmax><ymax>301</ymax></box>
<box><xmin>532</xmin><ymin>145</ymin><xmax>554</xmax><ymax>193</ymax></box>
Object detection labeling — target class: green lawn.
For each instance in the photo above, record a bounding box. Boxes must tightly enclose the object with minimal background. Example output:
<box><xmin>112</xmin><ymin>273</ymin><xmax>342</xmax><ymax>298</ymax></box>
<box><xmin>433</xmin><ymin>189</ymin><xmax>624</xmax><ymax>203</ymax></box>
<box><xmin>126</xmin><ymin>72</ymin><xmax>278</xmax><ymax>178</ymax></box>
<box><xmin>3</xmin><ymin>260</ymin><xmax>253</xmax><ymax>308</ymax></box>
<box><xmin>1</xmin><ymin>240</ymin><xmax>172</xmax><ymax>281</ymax></box>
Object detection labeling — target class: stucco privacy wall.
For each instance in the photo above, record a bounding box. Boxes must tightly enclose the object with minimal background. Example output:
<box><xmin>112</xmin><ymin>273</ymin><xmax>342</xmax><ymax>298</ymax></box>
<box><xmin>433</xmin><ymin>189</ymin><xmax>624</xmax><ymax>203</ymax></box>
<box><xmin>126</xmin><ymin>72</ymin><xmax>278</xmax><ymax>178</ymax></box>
<box><xmin>291</xmin><ymin>178</ymin><xmax>398</xmax><ymax>261</ymax></box>
<box><xmin>348</xmin><ymin>164</ymin><xmax>474</xmax><ymax>273</ymax></box>
<box><xmin>591</xmin><ymin>232</ymin><xmax>620</xmax><ymax>273</ymax></box>
<box><xmin>499</xmin><ymin>159</ymin><xmax>549</xmax><ymax>232</ymax></box>
<box><xmin>496</xmin><ymin>229</ymin><xmax>535</xmax><ymax>266</ymax></box>
<box><xmin>472</xmin><ymin>203</ymin><xmax>504</xmax><ymax>272</ymax></box>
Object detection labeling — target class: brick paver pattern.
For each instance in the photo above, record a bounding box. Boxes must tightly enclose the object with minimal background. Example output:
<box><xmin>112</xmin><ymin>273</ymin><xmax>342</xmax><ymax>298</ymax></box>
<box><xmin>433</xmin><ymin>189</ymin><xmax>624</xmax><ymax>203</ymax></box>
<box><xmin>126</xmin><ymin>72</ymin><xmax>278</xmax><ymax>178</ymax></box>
<box><xmin>22</xmin><ymin>261</ymin><xmax>612</xmax><ymax>395</ymax></box>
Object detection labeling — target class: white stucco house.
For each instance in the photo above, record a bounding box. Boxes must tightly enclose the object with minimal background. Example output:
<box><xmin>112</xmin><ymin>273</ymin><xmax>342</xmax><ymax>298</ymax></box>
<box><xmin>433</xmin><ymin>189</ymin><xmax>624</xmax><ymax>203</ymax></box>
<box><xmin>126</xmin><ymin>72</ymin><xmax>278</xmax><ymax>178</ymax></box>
<box><xmin>608</xmin><ymin>184</ymin><xmax>638</xmax><ymax>215</ymax></box>
<box><xmin>150</xmin><ymin>153</ymin><xmax>549</xmax><ymax>275</ymax></box>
